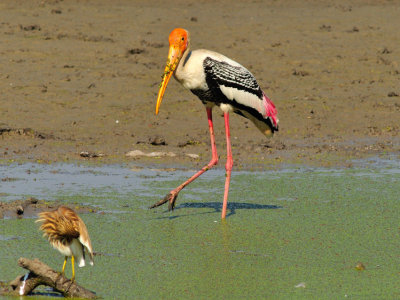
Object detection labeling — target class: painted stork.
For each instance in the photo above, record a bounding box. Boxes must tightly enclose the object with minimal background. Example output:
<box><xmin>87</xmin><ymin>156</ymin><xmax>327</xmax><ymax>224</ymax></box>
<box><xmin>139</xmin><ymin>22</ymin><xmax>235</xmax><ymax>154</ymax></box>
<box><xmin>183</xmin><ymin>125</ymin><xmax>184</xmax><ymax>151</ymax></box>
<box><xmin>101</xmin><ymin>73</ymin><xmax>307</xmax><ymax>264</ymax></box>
<box><xmin>149</xmin><ymin>28</ymin><xmax>278</xmax><ymax>219</ymax></box>
<box><xmin>36</xmin><ymin>206</ymin><xmax>94</xmax><ymax>281</ymax></box>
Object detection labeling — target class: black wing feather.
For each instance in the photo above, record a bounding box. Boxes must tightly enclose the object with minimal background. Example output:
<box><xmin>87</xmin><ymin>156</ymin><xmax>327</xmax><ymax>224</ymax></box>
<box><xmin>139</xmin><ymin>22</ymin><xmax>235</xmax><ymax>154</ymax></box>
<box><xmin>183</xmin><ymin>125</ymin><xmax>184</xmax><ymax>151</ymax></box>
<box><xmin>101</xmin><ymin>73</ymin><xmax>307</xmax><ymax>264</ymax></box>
<box><xmin>190</xmin><ymin>57</ymin><xmax>277</xmax><ymax>135</ymax></box>
<box><xmin>203</xmin><ymin>57</ymin><xmax>263</xmax><ymax>98</ymax></box>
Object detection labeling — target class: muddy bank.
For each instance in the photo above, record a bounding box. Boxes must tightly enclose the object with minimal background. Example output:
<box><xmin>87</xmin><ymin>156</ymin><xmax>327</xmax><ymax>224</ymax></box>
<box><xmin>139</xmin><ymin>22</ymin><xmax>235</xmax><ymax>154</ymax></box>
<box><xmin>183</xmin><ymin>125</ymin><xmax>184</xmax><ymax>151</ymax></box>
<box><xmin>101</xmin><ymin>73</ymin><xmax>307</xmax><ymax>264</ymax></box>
<box><xmin>0</xmin><ymin>197</ymin><xmax>96</xmax><ymax>219</ymax></box>
<box><xmin>0</xmin><ymin>0</ymin><xmax>399</xmax><ymax>169</ymax></box>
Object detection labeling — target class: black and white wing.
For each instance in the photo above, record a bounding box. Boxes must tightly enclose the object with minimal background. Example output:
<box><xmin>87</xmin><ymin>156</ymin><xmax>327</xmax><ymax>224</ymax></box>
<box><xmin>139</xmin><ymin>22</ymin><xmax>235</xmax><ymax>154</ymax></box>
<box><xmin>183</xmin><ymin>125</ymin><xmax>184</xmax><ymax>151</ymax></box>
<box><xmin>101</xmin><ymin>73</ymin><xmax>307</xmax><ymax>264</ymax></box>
<box><xmin>199</xmin><ymin>57</ymin><xmax>278</xmax><ymax>135</ymax></box>
<box><xmin>203</xmin><ymin>57</ymin><xmax>263</xmax><ymax>99</ymax></box>
<box><xmin>201</xmin><ymin>57</ymin><xmax>267</xmax><ymax>116</ymax></box>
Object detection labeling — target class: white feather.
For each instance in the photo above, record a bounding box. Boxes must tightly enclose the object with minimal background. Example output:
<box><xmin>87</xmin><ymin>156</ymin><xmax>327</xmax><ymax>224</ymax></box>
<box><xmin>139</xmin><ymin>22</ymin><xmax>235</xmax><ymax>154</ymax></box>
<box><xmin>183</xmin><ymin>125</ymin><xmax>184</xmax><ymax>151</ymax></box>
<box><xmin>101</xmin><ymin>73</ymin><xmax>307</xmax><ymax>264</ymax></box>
<box><xmin>70</xmin><ymin>239</ymin><xmax>85</xmax><ymax>267</ymax></box>
<box><xmin>220</xmin><ymin>103</ymin><xmax>233</xmax><ymax>113</ymax></box>
<box><xmin>219</xmin><ymin>85</ymin><xmax>264</xmax><ymax>114</ymax></box>
<box><xmin>175</xmin><ymin>49</ymin><xmax>243</xmax><ymax>91</ymax></box>
<box><xmin>79</xmin><ymin>236</ymin><xmax>94</xmax><ymax>266</ymax></box>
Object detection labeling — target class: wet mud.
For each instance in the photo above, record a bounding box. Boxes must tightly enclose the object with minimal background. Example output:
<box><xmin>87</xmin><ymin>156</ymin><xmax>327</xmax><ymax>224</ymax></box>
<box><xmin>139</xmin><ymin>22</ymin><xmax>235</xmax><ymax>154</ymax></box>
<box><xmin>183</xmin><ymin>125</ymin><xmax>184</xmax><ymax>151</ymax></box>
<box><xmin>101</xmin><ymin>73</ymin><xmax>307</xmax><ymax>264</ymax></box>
<box><xmin>0</xmin><ymin>197</ymin><xmax>96</xmax><ymax>219</ymax></box>
<box><xmin>0</xmin><ymin>0</ymin><xmax>399</xmax><ymax>169</ymax></box>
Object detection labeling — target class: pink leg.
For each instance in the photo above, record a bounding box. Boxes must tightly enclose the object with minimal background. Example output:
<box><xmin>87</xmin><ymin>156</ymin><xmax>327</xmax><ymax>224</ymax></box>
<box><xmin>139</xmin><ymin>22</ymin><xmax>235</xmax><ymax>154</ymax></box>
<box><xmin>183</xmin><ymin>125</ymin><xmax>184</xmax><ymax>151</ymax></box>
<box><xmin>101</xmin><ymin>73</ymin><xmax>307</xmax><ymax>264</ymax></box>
<box><xmin>150</xmin><ymin>107</ymin><xmax>218</xmax><ymax>210</ymax></box>
<box><xmin>221</xmin><ymin>112</ymin><xmax>233</xmax><ymax>219</ymax></box>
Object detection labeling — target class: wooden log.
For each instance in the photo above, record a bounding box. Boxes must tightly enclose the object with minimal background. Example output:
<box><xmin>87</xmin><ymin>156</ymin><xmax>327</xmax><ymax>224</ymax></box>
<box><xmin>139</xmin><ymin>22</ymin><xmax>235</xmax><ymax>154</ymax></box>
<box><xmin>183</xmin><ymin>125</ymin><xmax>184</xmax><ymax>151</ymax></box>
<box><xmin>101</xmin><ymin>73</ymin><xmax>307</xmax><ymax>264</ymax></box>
<box><xmin>0</xmin><ymin>258</ymin><xmax>98</xmax><ymax>298</ymax></box>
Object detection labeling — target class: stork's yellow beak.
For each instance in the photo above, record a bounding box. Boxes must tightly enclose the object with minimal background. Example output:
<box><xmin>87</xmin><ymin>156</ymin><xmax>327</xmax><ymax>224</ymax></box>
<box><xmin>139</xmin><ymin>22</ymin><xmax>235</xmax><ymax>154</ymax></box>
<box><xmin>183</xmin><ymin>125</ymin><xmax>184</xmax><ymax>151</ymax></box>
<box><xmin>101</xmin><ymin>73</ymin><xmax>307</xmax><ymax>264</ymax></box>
<box><xmin>155</xmin><ymin>45</ymin><xmax>182</xmax><ymax>115</ymax></box>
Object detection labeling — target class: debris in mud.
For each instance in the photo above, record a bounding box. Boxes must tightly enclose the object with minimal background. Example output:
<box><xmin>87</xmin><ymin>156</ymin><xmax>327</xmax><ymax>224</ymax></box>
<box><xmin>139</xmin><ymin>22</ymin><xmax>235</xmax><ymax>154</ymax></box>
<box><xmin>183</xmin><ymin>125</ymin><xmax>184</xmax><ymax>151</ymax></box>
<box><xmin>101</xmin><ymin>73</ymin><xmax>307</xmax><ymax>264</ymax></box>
<box><xmin>319</xmin><ymin>24</ymin><xmax>332</xmax><ymax>31</ymax></box>
<box><xmin>355</xmin><ymin>262</ymin><xmax>366</xmax><ymax>271</ymax></box>
<box><xmin>149</xmin><ymin>136</ymin><xmax>167</xmax><ymax>146</ymax></box>
<box><xmin>140</xmin><ymin>40</ymin><xmax>164</xmax><ymax>48</ymax></box>
<box><xmin>51</xmin><ymin>9</ymin><xmax>62</xmax><ymax>14</ymax></box>
<box><xmin>387</xmin><ymin>91</ymin><xmax>398</xmax><ymax>97</ymax></box>
<box><xmin>1</xmin><ymin>177</ymin><xmax>19</xmax><ymax>182</ymax></box>
<box><xmin>271</xmin><ymin>42</ymin><xmax>281</xmax><ymax>47</ymax></box>
<box><xmin>294</xmin><ymin>282</ymin><xmax>306</xmax><ymax>288</ymax></box>
<box><xmin>292</xmin><ymin>69</ymin><xmax>309</xmax><ymax>76</ymax></box>
<box><xmin>347</xmin><ymin>26</ymin><xmax>359</xmax><ymax>33</ymax></box>
<box><xmin>261</xmin><ymin>140</ymin><xmax>286</xmax><ymax>150</ymax></box>
<box><xmin>126</xmin><ymin>48</ymin><xmax>145</xmax><ymax>55</ymax></box>
<box><xmin>126</xmin><ymin>150</ymin><xmax>176</xmax><ymax>158</ymax></box>
<box><xmin>126</xmin><ymin>150</ymin><xmax>199</xmax><ymax>159</ymax></box>
<box><xmin>186</xmin><ymin>153</ymin><xmax>199</xmax><ymax>159</ymax></box>
<box><xmin>379</xmin><ymin>47</ymin><xmax>392</xmax><ymax>54</ymax></box>
<box><xmin>0</xmin><ymin>198</ymin><xmax>97</xmax><ymax>219</ymax></box>
<box><xmin>178</xmin><ymin>139</ymin><xmax>202</xmax><ymax>147</ymax></box>
<box><xmin>77</xmin><ymin>33</ymin><xmax>114</xmax><ymax>43</ymax></box>
<box><xmin>190</xmin><ymin>17</ymin><xmax>198</xmax><ymax>22</ymax></box>
<box><xmin>80</xmin><ymin>151</ymin><xmax>105</xmax><ymax>158</ymax></box>
<box><xmin>0</xmin><ymin>127</ymin><xmax>53</xmax><ymax>139</ymax></box>
<box><xmin>377</xmin><ymin>56</ymin><xmax>391</xmax><ymax>65</ymax></box>
<box><xmin>20</xmin><ymin>24</ymin><xmax>41</xmax><ymax>31</ymax></box>
<box><xmin>16</xmin><ymin>205</ymin><xmax>24</xmax><ymax>215</ymax></box>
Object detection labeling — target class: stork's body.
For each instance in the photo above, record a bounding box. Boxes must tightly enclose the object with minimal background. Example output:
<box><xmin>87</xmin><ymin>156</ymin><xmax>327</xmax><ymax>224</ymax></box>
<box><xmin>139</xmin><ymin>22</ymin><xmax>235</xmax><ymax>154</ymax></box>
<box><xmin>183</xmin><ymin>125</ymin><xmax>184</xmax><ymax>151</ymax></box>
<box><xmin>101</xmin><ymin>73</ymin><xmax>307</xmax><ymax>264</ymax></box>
<box><xmin>175</xmin><ymin>49</ymin><xmax>277</xmax><ymax>134</ymax></box>
<box><xmin>36</xmin><ymin>206</ymin><xmax>94</xmax><ymax>281</ymax></box>
<box><xmin>150</xmin><ymin>28</ymin><xmax>278</xmax><ymax>219</ymax></box>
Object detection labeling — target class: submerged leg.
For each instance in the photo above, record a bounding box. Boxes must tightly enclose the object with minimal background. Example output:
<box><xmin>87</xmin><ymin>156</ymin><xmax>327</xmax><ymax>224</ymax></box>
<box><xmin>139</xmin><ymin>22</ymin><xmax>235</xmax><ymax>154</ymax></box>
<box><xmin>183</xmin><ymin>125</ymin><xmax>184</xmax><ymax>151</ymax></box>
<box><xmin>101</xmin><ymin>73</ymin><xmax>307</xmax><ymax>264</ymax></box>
<box><xmin>221</xmin><ymin>112</ymin><xmax>233</xmax><ymax>219</ymax></box>
<box><xmin>150</xmin><ymin>107</ymin><xmax>218</xmax><ymax>210</ymax></box>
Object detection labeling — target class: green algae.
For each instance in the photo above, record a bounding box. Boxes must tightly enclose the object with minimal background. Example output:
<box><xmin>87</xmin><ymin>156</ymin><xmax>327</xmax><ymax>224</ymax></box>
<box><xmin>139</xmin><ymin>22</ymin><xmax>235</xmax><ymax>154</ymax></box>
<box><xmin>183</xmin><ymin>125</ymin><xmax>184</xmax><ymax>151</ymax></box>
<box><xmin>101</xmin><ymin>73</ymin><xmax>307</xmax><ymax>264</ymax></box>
<box><xmin>1</xmin><ymin>161</ymin><xmax>400</xmax><ymax>299</ymax></box>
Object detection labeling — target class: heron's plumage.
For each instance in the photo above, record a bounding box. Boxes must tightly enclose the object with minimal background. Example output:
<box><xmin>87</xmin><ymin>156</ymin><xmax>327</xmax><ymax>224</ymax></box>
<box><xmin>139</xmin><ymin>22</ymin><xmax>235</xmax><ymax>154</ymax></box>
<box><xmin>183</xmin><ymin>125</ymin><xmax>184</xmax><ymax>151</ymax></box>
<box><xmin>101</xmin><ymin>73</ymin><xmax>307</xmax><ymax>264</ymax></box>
<box><xmin>36</xmin><ymin>206</ymin><xmax>94</xmax><ymax>268</ymax></box>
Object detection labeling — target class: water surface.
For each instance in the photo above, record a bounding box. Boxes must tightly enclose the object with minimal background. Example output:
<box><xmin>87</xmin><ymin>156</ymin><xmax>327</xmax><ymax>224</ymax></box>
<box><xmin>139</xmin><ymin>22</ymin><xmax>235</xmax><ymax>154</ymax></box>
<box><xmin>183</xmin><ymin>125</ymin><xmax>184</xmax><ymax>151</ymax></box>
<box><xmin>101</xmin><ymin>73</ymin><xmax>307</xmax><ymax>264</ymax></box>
<box><xmin>1</xmin><ymin>159</ymin><xmax>400</xmax><ymax>298</ymax></box>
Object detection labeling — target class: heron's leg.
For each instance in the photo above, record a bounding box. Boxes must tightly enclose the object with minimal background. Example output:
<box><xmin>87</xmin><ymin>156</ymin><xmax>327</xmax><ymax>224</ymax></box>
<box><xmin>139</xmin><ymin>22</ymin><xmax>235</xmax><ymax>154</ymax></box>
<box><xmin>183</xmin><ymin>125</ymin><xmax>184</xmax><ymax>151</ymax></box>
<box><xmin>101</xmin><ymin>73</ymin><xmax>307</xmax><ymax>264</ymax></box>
<box><xmin>150</xmin><ymin>107</ymin><xmax>218</xmax><ymax>210</ymax></box>
<box><xmin>222</xmin><ymin>112</ymin><xmax>233</xmax><ymax>219</ymax></box>
<box><xmin>61</xmin><ymin>256</ymin><xmax>67</xmax><ymax>275</ymax></box>
<box><xmin>71</xmin><ymin>255</ymin><xmax>75</xmax><ymax>282</ymax></box>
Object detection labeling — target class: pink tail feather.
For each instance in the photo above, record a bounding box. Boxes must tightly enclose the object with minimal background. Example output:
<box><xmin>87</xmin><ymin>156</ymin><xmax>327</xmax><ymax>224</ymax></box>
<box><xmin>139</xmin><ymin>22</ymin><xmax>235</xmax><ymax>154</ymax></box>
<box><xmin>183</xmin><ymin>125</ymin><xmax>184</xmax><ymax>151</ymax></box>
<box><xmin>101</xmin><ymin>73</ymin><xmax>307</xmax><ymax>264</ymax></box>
<box><xmin>262</xmin><ymin>92</ymin><xmax>278</xmax><ymax>129</ymax></box>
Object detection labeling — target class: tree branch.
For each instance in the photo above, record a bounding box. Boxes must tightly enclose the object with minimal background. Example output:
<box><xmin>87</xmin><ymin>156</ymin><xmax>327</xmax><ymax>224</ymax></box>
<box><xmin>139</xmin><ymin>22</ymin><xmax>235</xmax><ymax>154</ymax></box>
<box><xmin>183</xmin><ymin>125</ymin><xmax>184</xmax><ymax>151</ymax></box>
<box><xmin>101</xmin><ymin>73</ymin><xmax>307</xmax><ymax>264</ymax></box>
<box><xmin>0</xmin><ymin>258</ymin><xmax>98</xmax><ymax>298</ymax></box>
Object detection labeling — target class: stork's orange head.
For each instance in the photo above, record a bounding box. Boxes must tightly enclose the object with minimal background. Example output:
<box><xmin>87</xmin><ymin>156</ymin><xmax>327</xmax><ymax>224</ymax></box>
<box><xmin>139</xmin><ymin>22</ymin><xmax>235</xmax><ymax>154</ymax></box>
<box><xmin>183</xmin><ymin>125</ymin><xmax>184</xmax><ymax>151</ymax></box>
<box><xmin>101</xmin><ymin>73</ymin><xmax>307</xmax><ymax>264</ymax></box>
<box><xmin>168</xmin><ymin>28</ymin><xmax>189</xmax><ymax>52</ymax></box>
<box><xmin>155</xmin><ymin>28</ymin><xmax>190</xmax><ymax>115</ymax></box>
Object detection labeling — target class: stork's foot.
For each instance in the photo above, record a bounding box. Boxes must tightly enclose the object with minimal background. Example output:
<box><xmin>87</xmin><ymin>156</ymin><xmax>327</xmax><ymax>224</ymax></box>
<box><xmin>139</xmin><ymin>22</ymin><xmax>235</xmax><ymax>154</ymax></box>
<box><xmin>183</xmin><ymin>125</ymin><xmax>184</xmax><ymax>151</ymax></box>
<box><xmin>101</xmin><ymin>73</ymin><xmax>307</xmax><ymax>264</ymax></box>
<box><xmin>149</xmin><ymin>192</ymin><xmax>178</xmax><ymax>211</ymax></box>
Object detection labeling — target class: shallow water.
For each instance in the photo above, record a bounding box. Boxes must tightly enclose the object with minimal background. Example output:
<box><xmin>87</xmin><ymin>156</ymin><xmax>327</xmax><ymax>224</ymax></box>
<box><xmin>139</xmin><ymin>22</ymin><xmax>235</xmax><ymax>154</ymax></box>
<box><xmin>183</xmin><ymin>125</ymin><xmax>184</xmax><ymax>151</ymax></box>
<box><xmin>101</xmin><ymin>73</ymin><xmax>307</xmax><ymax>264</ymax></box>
<box><xmin>1</xmin><ymin>158</ymin><xmax>400</xmax><ymax>299</ymax></box>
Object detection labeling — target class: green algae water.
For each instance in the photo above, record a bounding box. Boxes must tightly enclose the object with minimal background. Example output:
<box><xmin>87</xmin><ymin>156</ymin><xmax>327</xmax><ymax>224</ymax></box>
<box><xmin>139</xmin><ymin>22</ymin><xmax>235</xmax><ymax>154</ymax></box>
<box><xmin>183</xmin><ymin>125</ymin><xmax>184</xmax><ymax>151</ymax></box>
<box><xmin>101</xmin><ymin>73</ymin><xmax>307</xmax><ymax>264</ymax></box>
<box><xmin>1</xmin><ymin>158</ymin><xmax>400</xmax><ymax>299</ymax></box>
